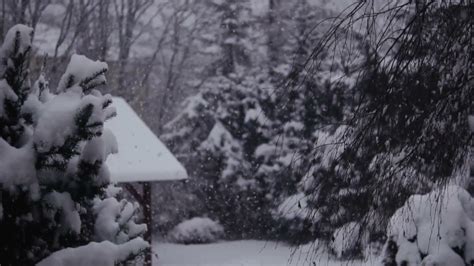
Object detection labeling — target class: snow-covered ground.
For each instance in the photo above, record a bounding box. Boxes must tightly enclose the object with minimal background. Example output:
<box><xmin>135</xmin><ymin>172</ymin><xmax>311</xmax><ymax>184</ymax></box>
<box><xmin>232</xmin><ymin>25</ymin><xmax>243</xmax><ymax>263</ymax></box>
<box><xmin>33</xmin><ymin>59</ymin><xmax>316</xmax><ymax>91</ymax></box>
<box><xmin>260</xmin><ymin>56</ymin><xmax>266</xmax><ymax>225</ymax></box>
<box><xmin>153</xmin><ymin>240</ymin><xmax>375</xmax><ymax>266</ymax></box>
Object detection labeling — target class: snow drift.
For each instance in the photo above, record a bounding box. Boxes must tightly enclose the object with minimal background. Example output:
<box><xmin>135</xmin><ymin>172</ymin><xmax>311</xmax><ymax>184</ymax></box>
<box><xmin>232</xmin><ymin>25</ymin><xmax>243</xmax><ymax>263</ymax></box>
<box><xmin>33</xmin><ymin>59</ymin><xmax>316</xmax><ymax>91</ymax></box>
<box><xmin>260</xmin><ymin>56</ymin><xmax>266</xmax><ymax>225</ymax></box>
<box><xmin>383</xmin><ymin>185</ymin><xmax>474</xmax><ymax>265</ymax></box>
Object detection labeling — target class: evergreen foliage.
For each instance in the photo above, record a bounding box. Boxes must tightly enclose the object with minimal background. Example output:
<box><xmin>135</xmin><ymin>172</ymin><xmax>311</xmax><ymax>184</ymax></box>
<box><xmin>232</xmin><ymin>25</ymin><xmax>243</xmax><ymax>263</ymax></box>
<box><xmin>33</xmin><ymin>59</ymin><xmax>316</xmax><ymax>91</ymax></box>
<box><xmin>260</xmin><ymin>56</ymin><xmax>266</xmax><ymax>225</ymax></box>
<box><xmin>164</xmin><ymin>1</ymin><xmax>472</xmax><ymax>261</ymax></box>
<box><xmin>0</xmin><ymin>25</ymin><xmax>147</xmax><ymax>265</ymax></box>
<box><xmin>162</xmin><ymin>0</ymin><xmax>366</xmax><ymax>242</ymax></box>
<box><xmin>301</xmin><ymin>0</ymin><xmax>472</xmax><ymax>258</ymax></box>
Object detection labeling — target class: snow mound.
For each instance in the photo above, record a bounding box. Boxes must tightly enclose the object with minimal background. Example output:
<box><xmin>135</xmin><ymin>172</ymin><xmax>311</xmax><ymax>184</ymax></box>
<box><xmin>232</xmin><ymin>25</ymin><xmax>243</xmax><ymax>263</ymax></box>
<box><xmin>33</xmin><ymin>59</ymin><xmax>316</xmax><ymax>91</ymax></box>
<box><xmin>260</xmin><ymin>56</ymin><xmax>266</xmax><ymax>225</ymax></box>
<box><xmin>275</xmin><ymin>193</ymin><xmax>313</xmax><ymax>221</ymax></box>
<box><xmin>0</xmin><ymin>139</ymin><xmax>37</xmax><ymax>189</ymax></box>
<box><xmin>168</xmin><ymin>217</ymin><xmax>224</xmax><ymax>244</ymax></box>
<box><xmin>93</xmin><ymin>195</ymin><xmax>147</xmax><ymax>244</ymax></box>
<box><xmin>34</xmin><ymin>90</ymin><xmax>115</xmax><ymax>154</ymax></box>
<box><xmin>244</xmin><ymin>106</ymin><xmax>270</xmax><ymax>126</ymax></box>
<box><xmin>43</xmin><ymin>191</ymin><xmax>81</xmax><ymax>234</ymax></box>
<box><xmin>200</xmin><ymin>122</ymin><xmax>245</xmax><ymax>181</ymax></box>
<box><xmin>384</xmin><ymin>185</ymin><xmax>474</xmax><ymax>265</ymax></box>
<box><xmin>0</xmin><ymin>24</ymin><xmax>33</xmax><ymax>59</ymax></box>
<box><xmin>37</xmin><ymin>238</ymin><xmax>149</xmax><ymax>266</ymax></box>
<box><xmin>57</xmin><ymin>54</ymin><xmax>108</xmax><ymax>92</ymax></box>
<box><xmin>330</xmin><ymin>222</ymin><xmax>361</xmax><ymax>259</ymax></box>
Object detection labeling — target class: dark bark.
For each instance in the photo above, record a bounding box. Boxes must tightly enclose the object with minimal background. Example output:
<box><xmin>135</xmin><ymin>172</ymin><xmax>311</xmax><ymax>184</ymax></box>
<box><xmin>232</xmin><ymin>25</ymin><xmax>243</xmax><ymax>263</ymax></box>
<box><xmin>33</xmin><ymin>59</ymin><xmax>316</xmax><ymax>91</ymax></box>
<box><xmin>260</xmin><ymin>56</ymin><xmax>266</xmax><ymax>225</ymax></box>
<box><xmin>143</xmin><ymin>182</ymin><xmax>152</xmax><ymax>266</ymax></box>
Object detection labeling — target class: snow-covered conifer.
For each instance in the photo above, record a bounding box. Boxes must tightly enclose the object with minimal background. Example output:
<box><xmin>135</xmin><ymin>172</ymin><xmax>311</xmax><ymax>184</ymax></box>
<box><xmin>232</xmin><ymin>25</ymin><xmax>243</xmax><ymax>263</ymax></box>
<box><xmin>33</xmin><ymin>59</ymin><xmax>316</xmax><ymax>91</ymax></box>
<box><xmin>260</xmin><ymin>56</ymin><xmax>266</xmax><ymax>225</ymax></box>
<box><xmin>300</xmin><ymin>0</ymin><xmax>472</xmax><ymax>259</ymax></box>
<box><xmin>0</xmin><ymin>25</ymin><xmax>147</xmax><ymax>265</ymax></box>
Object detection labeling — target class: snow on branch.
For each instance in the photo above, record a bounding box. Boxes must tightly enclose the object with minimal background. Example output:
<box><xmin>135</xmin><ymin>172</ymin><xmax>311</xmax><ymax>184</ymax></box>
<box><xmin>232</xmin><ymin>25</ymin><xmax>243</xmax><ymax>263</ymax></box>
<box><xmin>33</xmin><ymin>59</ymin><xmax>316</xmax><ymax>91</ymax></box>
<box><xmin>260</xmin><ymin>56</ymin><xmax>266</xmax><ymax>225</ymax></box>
<box><xmin>57</xmin><ymin>54</ymin><xmax>108</xmax><ymax>92</ymax></box>
<box><xmin>383</xmin><ymin>185</ymin><xmax>474</xmax><ymax>265</ymax></box>
<box><xmin>0</xmin><ymin>24</ymin><xmax>147</xmax><ymax>264</ymax></box>
<box><xmin>37</xmin><ymin>238</ymin><xmax>149</xmax><ymax>266</ymax></box>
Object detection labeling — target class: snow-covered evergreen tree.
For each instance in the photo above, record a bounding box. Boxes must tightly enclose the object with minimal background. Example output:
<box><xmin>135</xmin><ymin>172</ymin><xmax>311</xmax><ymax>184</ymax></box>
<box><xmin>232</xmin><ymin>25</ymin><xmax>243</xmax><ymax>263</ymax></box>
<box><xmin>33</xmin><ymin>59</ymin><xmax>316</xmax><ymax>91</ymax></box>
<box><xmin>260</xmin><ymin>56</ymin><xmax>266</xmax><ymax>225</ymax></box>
<box><xmin>161</xmin><ymin>0</ymin><xmax>276</xmax><ymax>238</ymax></box>
<box><xmin>265</xmin><ymin>0</ymin><xmax>368</xmax><ymax>244</ymax></box>
<box><xmin>0</xmin><ymin>25</ymin><xmax>147</xmax><ymax>265</ymax></box>
<box><xmin>162</xmin><ymin>0</ymin><xmax>369</xmax><ymax>242</ymax></box>
<box><xmin>300</xmin><ymin>0</ymin><xmax>472</xmax><ymax>259</ymax></box>
<box><xmin>163</xmin><ymin>70</ymin><xmax>277</xmax><ymax>237</ymax></box>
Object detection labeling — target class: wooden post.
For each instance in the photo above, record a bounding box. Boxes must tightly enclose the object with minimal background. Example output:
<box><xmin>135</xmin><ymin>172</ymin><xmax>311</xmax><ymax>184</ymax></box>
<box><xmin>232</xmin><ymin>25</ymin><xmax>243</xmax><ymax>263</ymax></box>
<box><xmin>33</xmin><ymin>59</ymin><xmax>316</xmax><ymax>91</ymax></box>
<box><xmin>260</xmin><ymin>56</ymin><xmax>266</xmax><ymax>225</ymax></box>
<box><xmin>124</xmin><ymin>183</ymin><xmax>153</xmax><ymax>265</ymax></box>
<box><xmin>143</xmin><ymin>182</ymin><xmax>152</xmax><ymax>266</ymax></box>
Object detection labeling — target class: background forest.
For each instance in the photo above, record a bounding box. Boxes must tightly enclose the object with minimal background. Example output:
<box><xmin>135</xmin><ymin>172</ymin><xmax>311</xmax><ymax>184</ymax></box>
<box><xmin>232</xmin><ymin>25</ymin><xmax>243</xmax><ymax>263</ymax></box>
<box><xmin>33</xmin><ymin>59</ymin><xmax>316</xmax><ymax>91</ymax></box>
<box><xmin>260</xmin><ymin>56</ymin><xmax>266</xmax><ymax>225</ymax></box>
<box><xmin>0</xmin><ymin>0</ymin><xmax>472</xmax><ymax>265</ymax></box>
